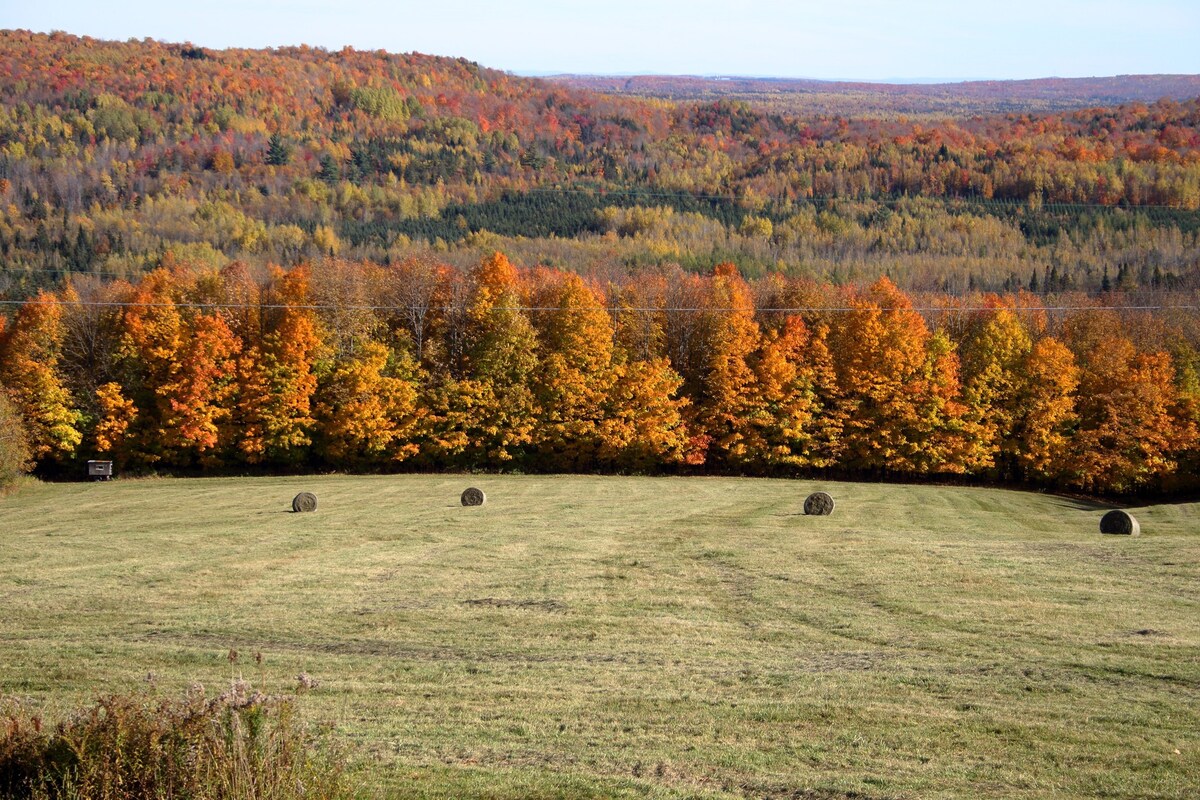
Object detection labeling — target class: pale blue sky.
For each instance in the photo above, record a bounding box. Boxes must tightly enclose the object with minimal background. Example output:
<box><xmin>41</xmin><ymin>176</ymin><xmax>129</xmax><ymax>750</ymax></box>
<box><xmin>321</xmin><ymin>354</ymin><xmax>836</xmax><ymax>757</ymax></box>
<box><xmin>3</xmin><ymin>0</ymin><xmax>1197</xmax><ymax>80</ymax></box>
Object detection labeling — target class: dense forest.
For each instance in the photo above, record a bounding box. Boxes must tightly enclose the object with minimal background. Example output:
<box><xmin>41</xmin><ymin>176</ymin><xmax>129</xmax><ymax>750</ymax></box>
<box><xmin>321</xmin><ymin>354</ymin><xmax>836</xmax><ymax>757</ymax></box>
<box><xmin>1</xmin><ymin>31</ymin><xmax>1199</xmax><ymax>495</ymax></box>
<box><xmin>1</xmin><ymin>30</ymin><xmax>1200</xmax><ymax>300</ymax></box>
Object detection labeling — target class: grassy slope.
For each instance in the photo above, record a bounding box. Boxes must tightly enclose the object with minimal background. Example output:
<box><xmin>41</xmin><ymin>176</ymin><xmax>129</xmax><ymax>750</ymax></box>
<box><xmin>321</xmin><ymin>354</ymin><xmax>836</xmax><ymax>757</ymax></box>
<box><xmin>1</xmin><ymin>475</ymin><xmax>1197</xmax><ymax>799</ymax></box>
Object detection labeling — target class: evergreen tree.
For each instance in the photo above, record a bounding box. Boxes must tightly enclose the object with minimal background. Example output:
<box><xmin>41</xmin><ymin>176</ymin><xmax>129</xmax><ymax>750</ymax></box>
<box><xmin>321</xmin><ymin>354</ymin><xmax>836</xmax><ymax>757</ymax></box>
<box><xmin>317</xmin><ymin>154</ymin><xmax>340</xmax><ymax>183</ymax></box>
<box><xmin>265</xmin><ymin>133</ymin><xmax>292</xmax><ymax>166</ymax></box>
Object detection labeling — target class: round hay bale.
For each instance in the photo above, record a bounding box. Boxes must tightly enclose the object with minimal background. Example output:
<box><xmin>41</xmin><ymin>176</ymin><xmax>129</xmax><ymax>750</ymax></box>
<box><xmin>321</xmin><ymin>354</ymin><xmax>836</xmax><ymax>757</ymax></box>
<box><xmin>461</xmin><ymin>487</ymin><xmax>486</xmax><ymax>507</ymax></box>
<box><xmin>1100</xmin><ymin>509</ymin><xmax>1139</xmax><ymax>536</ymax></box>
<box><xmin>804</xmin><ymin>491</ymin><xmax>835</xmax><ymax>516</ymax></box>
<box><xmin>292</xmin><ymin>491</ymin><xmax>318</xmax><ymax>513</ymax></box>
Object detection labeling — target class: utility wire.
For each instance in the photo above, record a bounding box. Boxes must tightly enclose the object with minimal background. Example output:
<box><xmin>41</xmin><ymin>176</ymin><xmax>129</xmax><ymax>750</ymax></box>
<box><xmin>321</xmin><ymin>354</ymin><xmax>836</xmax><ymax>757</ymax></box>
<box><xmin>0</xmin><ymin>299</ymin><xmax>1194</xmax><ymax>313</ymax></box>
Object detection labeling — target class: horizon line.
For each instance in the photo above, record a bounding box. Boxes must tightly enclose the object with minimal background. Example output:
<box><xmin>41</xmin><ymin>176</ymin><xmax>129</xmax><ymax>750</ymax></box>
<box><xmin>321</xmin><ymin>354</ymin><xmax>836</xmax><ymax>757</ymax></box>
<box><xmin>6</xmin><ymin>28</ymin><xmax>1199</xmax><ymax>87</ymax></box>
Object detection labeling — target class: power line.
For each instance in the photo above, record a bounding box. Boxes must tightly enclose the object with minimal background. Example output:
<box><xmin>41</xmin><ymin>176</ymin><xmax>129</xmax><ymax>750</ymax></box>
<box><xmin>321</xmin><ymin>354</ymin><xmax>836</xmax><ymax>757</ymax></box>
<box><xmin>0</xmin><ymin>298</ymin><xmax>1195</xmax><ymax>313</ymax></box>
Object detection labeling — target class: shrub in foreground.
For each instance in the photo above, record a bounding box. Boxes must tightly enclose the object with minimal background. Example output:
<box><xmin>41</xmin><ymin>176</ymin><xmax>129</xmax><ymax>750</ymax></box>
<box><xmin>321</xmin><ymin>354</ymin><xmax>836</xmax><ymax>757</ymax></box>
<box><xmin>0</xmin><ymin>680</ymin><xmax>350</xmax><ymax>799</ymax></box>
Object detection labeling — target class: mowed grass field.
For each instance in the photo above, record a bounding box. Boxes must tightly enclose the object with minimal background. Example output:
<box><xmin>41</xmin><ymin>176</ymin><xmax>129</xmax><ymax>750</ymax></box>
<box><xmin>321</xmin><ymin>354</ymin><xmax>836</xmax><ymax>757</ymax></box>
<box><xmin>1</xmin><ymin>474</ymin><xmax>1198</xmax><ymax>799</ymax></box>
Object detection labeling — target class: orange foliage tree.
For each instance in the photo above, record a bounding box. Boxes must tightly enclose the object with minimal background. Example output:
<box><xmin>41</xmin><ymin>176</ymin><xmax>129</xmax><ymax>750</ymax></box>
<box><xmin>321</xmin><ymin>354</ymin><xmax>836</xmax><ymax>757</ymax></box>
<box><xmin>684</xmin><ymin>264</ymin><xmax>762</xmax><ymax>467</ymax></box>
<box><xmin>115</xmin><ymin>269</ymin><xmax>241</xmax><ymax>466</ymax></box>
<box><xmin>747</xmin><ymin>316</ymin><xmax>829</xmax><ymax>470</ymax></box>
<box><xmin>1065</xmin><ymin>333</ymin><xmax>1190</xmax><ymax>494</ymax></box>
<box><xmin>828</xmin><ymin>278</ymin><xmax>973</xmax><ymax>475</ymax></box>
<box><xmin>235</xmin><ymin>267</ymin><xmax>324</xmax><ymax>465</ymax></box>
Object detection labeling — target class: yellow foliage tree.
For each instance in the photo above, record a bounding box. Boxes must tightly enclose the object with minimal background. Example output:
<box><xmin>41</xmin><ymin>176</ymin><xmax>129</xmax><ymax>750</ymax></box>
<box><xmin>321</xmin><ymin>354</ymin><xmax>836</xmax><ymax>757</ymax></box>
<box><xmin>0</xmin><ymin>292</ymin><xmax>82</xmax><ymax>464</ymax></box>
<box><xmin>1012</xmin><ymin>336</ymin><xmax>1078</xmax><ymax>484</ymax></box>
<box><xmin>314</xmin><ymin>341</ymin><xmax>421</xmax><ymax>464</ymax></box>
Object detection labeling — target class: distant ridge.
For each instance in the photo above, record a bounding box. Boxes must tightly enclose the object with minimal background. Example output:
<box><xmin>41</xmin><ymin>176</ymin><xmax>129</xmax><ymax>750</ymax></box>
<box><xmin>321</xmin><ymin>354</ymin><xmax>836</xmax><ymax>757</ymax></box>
<box><xmin>545</xmin><ymin>73</ymin><xmax>1200</xmax><ymax>117</ymax></box>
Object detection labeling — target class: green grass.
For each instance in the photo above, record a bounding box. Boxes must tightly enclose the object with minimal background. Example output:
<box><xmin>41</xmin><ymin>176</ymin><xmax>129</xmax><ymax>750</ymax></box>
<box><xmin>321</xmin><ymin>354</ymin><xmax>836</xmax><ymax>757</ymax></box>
<box><xmin>2</xmin><ymin>474</ymin><xmax>1198</xmax><ymax>799</ymax></box>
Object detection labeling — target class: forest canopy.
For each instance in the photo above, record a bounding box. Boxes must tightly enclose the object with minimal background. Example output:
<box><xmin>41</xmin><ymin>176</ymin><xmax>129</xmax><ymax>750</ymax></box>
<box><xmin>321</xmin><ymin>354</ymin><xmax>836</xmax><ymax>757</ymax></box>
<box><xmin>1</xmin><ymin>30</ymin><xmax>1199</xmax><ymax>299</ymax></box>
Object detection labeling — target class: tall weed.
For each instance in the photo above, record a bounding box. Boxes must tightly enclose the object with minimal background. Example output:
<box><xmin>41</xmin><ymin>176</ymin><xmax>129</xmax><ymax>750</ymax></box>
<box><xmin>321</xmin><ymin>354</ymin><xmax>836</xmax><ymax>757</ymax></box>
<box><xmin>0</xmin><ymin>680</ymin><xmax>350</xmax><ymax>799</ymax></box>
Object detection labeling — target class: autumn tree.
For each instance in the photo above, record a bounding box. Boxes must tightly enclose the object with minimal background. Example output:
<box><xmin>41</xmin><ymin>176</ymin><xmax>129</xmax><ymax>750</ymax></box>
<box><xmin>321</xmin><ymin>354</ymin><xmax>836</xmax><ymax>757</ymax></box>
<box><xmin>310</xmin><ymin>259</ymin><xmax>385</xmax><ymax>360</ymax></box>
<box><xmin>745</xmin><ymin>316</ymin><xmax>824</xmax><ymax>469</ymax></box>
<box><xmin>424</xmin><ymin>252</ymin><xmax>539</xmax><ymax>466</ymax></box>
<box><xmin>1166</xmin><ymin>343</ymin><xmax>1200</xmax><ymax>492</ymax></box>
<box><xmin>0</xmin><ymin>385</ymin><xmax>33</xmax><ymax>485</ymax></box>
<box><xmin>1010</xmin><ymin>336</ymin><xmax>1079</xmax><ymax>484</ymax></box>
<box><xmin>422</xmin><ymin>266</ymin><xmax>472</xmax><ymax>377</ymax></box>
<box><xmin>115</xmin><ymin>269</ymin><xmax>241</xmax><ymax>467</ymax></box>
<box><xmin>660</xmin><ymin>270</ymin><xmax>710</xmax><ymax>392</ymax></box>
<box><xmin>958</xmin><ymin>302</ymin><xmax>1033</xmax><ymax>477</ymax></box>
<box><xmin>0</xmin><ymin>292</ymin><xmax>83</xmax><ymax>465</ymax></box>
<box><xmin>93</xmin><ymin>380</ymin><xmax>136</xmax><ymax>461</ymax></box>
<box><xmin>611</xmin><ymin>271</ymin><xmax>668</xmax><ymax>364</ymax></box>
<box><xmin>1064</xmin><ymin>332</ymin><xmax>1190</xmax><ymax>494</ymax></box>
<box><xmin>113</xmin><ymin>269</ymin><xmax>185</xmax><ymax>466</ymax></box>
<box><xmin>827</xmin><ymin>278</ymin><xmax>972</xmax><ymax>474</ymax></box>
<box><xmin>384</xmin><ymin>254</ymin><xmax>445</xmax><ymax>364</ymax></box>
<box><xmin>801</xmin><ymin>323</ymin><xmax>847</xmax><ymax>468</ymax></box>
<box><xmin>528</xmin><ymin>270</ymin><xmax>618</xmax><ymax>470</ymax></box>
<box><xmin>685</xmin><ymin>264</ymin><xmax>762</xmax><ymax>467</ymax></box>
<box><xmin>160</xmin><ymin>311</ymin><xmax>240</xmax><ymax>464</ymax></box>
<box><xmin>57</xmin><ymin>280</ymin><xmax>128</xmax><ymax>435</ymax></box>
<box><xmin>234</xmin><ymin>266</ymin><xmax>324</xmax><ymax>465</ymax></box>
<box><xmin>314</xmin><ymin>340</ymin><xmax>421</xmax><ymax>465</ymax></box>
<box><xmin>600</xmin><ymin>355</ymin><xmax>690</xmax><ymax>470</ymax></box>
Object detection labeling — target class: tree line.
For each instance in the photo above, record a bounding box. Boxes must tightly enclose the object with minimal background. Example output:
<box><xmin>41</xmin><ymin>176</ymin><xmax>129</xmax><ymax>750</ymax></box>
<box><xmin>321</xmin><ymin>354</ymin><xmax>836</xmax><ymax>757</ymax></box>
<box><xmin>1</xmin><ymin>252</ymin><xmax>1196</xmax><ymax>496</ymax></box>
